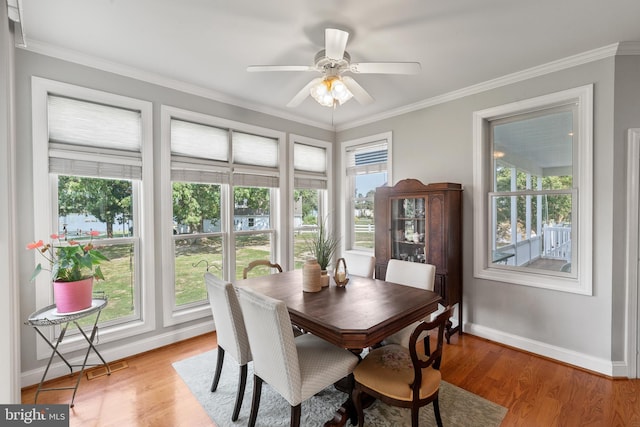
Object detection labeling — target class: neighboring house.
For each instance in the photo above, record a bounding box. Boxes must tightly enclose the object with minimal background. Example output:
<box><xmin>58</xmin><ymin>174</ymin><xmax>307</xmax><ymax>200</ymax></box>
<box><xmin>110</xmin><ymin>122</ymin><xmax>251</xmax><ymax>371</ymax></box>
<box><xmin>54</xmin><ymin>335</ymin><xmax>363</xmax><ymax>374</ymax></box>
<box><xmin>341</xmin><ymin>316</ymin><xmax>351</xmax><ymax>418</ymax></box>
<box><xmin>2</xmin><ymin>5</ymin><xmax>640</xmax><ymax>405</ymax></box>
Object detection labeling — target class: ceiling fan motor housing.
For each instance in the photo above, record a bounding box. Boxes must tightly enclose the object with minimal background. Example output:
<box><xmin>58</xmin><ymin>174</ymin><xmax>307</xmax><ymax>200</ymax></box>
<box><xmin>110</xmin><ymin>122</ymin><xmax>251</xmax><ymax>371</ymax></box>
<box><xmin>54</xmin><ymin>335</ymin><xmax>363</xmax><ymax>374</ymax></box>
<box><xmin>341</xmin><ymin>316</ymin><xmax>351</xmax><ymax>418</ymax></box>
<box><xmin>315</xmin><ymin>49</ymin><xmax>351</xmax><ymax>75</ymax></box>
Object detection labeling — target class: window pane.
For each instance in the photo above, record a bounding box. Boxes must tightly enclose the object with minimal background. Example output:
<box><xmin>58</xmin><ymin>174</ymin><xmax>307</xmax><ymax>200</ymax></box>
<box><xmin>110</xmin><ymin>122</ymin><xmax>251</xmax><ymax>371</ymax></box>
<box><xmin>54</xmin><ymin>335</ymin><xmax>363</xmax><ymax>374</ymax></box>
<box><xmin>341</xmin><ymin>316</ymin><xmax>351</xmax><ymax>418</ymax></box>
<box><xmin>174</xmin><ymin>236</ymin><xmax>222</xmax><ymax>306</ymax></box>
<box><xmin>235</xmin><ymin>233</ymin><xmax>273</xmax><ymax>278</ymax></box>
<box><xmin>294</xmin><ymin>189</ymin><xmax>320</xmax><ymax>269</ymax></box>
<box><xmin>58</xmin><ymin>176</ymin><xmax>134</xmax><ymax>238</ymax></box>
<box><xmin>57</xmin><ymin>176</ymin><xmax>137</xmax><ymax>326</ymax></box>
<box><xmin>91</xmin><ymin>242</ymin><xmax>136</xmax><ymax>322</ymax></box>
<box><xmin>489</xmin><ymin>104</ymin><xmax>575</xmax><ymax>277</ymax></box>
<box><xmin>491</xmin><ymin>193</ymin><xmax>572</xmax><ymax>272</ymax></box>
<box><xmin>172</xmin><ymin>182</ymin><xmax>222</xmax><ymax>306</ymax></box>
<box><xmin>234</xmin><ymin>187</ymin><xmax>270</xmax><ymax>230</ymax></box>
<box><xmin>352</xmin><ymin>172</ymin><xmax>386</xmax><ymax>249</ymax></box>
<box><xmin>173</xmin><ymin>182</ymin><xmax>222</xmax><ymax>234</ymax></box>
<box><xmin>492</xmin><ymin>108</ymin><xmax>574</xmax><ymax>192</ymax></box>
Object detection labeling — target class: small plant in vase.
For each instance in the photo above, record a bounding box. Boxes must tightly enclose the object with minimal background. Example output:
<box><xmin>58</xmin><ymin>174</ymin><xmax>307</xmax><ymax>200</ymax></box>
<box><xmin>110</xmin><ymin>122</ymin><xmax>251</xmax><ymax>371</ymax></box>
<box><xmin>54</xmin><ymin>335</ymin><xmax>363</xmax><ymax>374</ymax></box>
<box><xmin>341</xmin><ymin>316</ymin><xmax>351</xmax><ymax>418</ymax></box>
<box><xmin>27</xmin><ymin>231</ymin><xmax>109</xmax><ymax>313</ymax></box>
<box><xmin>305</xmin><ymin>220</ymin><xmax>339</xmax><ymax>287</ymax></box>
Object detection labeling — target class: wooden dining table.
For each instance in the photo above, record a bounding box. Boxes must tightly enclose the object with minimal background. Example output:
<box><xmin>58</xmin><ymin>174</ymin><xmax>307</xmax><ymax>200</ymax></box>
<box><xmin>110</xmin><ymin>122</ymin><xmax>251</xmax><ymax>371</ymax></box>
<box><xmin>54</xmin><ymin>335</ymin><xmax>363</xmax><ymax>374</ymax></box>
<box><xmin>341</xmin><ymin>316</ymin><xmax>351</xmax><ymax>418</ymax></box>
<box><xmin>234</xmin><ymin>269</ymin><xmax>442</xmax><ymax>426</ymax></box>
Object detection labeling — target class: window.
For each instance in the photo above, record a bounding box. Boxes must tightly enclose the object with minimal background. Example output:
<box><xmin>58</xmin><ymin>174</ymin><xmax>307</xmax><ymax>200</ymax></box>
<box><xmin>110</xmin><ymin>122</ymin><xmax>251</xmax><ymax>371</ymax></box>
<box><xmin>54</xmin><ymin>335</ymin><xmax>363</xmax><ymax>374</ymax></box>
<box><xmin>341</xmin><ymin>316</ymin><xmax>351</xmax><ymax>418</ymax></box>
<box><xmin>32</xmin><ymin>77</ymin><xmax>154</xmax><ymax>355</ymax></box>
<box><xmin>473</xmin><ymin>85</ymin><xmax>593</xmax><ymax>294</ymax></box>
<box><xmin>161</xmin><ymin>106</ymin><xmax>284</xmax><ymax>325</ymax></box>
<box><xmin>342</xmin><ymin>133</ymin><xmax>391</xmax><ymax>252</ymax></box>
<box><xmin>291</xmin><ymin>136</ymin><xmax>332</xmax><ymax>269</ymax></box>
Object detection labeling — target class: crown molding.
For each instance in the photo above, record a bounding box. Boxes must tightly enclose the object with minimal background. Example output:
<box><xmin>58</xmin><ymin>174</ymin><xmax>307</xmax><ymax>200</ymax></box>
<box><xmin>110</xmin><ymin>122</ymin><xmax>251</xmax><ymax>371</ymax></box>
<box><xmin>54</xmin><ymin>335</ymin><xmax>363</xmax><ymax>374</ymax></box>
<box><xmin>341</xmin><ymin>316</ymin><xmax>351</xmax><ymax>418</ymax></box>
<box><xmin>19</xmin><ymin>39</ymin><xmax>638</xmax><ymax>134</ymax></box>
<box><xmin>617</xmin><ymin>41</ymin><xmax>640</xmax><ymax>55</ymax></box>
<box><xmin>337</xmin><ymin>42</ymin><xmax>624</xmax><ymax>131</ymax></box>
<box><xmin>19</xmin><ymin>40</ymin><xmax>335</xmax><ymax>132</ymax></box>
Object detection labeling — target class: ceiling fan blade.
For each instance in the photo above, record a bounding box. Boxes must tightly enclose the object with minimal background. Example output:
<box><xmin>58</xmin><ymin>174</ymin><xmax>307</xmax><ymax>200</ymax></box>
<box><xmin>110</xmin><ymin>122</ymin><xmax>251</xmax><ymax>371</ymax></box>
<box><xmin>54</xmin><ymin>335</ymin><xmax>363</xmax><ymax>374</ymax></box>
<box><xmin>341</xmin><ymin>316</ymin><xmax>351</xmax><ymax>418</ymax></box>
<box><xmin>247</xmin><ymin>65</ymin><xmax>316</xmax><ymax>72</ymax></box>
<box><xmin>349</xmin><ymin>62</ymin><xmax>422</xmax><ymax>74</ymax></box>
<box><xmin>342</xmin><ymin>76</ymin><xmax>374</xmax><ymax>105</ymax></box>
<box><xmin>287</xmin><ymin>77</ymin><xmax>322</xmax><ymax>108</ymax></box>
<box><xmin>325</xmin><ymin>28</ymin><xmax>349</xmax><ymax>61</ymax></box>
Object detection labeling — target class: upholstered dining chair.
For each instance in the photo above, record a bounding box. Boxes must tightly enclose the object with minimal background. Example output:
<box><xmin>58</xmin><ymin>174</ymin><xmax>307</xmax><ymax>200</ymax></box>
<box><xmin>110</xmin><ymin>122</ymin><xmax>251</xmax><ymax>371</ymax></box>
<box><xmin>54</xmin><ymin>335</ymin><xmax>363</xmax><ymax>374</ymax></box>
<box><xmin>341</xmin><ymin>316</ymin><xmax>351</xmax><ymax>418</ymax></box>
<box><xmin>352</xmin><ymin>306</ymin><xmax>454</xmax><ymax>427</ymax></box>
<box><xmin>236</xmin><ymin>286</ymin><xmax>359</xmax><ymax>427</ymax></box>
<box><xmin>383</xmin><ymin>259</ymin><xmax>437</xmax><ymax>350</ymax></box>
<box><xmin>343</xmin><ymin>252</ymin><xmax>376</xmax><ymax>278</ymax></box>
<box><xmin>204</xmin><ymin>273</ymin><xmax>252</xmax><ymax>422</ymax></box>
<box><xmin>242</xmin><ymin>259</ymin><xmax>283</xmax><ymax>279</ymax></box>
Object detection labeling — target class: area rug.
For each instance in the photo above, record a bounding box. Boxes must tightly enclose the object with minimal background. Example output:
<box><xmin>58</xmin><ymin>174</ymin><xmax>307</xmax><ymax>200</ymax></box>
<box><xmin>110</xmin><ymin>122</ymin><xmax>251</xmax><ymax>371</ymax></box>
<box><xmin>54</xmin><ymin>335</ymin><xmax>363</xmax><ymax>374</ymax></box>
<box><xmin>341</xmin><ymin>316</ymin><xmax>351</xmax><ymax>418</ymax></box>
<box><xmin>173</xmin><ymin>350</ymin><xmax>507</xmax><ymax>427</ymax></box>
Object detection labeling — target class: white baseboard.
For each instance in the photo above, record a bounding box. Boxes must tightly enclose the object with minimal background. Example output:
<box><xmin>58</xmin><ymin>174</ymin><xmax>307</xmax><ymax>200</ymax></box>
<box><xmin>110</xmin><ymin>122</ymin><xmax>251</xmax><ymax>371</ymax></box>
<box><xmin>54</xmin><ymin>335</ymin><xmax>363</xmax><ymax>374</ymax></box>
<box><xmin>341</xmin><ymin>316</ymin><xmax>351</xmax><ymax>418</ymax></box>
<box><xmin>21</xmin><ymin>320</ymin><xmax>214</xmax><ymax>388</ymax></box>
<box><xmin>464</xmin><ymin>322</ymin><xmax>626</xmax><ymax>377</ymax></box>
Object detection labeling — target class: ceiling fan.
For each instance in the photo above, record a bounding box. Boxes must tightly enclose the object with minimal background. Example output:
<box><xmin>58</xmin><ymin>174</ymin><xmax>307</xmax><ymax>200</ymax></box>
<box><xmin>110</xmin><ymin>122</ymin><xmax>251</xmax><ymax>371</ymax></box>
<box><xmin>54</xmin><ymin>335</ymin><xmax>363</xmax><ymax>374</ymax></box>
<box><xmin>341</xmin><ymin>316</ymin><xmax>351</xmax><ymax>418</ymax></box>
<box><xmin>247</xmin><ymin>28</ymin><xmax>421</xmax><ymax>108</ymax></box>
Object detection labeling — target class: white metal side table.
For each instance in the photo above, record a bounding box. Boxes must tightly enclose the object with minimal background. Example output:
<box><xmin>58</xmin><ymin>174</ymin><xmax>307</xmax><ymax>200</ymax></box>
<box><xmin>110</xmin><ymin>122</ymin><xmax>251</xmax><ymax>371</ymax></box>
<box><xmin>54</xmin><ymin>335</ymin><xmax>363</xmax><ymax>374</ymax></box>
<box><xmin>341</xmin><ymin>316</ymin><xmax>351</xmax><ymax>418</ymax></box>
<box><xmin>25</xmin><ymin>298</ymin><xmax>111</xmax><ymax>407</ymax></box>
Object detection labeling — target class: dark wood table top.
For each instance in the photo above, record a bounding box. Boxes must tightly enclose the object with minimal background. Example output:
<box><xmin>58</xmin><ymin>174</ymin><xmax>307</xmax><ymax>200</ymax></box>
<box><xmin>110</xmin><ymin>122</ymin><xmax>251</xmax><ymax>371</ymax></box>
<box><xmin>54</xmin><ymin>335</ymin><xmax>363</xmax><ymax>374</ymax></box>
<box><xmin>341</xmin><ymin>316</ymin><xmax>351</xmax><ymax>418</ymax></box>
<box><xmin>235</xmin><ymin>269</ymin><xmax>442</xmax><ymax>349</ymax></box>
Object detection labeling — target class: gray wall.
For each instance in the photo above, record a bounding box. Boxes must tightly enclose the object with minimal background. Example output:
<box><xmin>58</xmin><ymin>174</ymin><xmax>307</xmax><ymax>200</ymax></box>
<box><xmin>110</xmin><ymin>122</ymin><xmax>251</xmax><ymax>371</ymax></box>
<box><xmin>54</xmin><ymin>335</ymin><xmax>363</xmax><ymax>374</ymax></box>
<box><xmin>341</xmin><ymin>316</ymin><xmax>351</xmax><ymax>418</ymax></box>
<box><xmin>338</xmin><ymin>58</ymin><xmax>621</xmax><ymax>362</ymax></box>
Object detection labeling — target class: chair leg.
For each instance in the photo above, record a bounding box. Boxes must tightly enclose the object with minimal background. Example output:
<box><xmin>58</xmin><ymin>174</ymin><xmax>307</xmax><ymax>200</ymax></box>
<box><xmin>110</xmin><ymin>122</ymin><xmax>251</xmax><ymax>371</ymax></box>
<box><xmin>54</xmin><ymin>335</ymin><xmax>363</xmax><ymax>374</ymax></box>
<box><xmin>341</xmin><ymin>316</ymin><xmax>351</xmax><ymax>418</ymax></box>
<box><xmin>210</xmin><ymin>346</ymin><xmax>225</xmax><ymax>392</ymax></box>
<box><xmin>290</xmin><ymin>404</ymin><xmax>301</xmax><ymax>427</ymax></box>
<box><xmin>352</xmin><ymin>387</ymin><xmax>365</xmax><ymax>427</ymax></box>
<box><xmin>433</xmin><ymin>396</ymin><xmax>443</xmax><ymax>427</ymax></box>
<box><xmin>231</xmin><ymin>363</ymin><xmax>248</xmax><ymax>421</ymax></box>
<box><xmin>411</xmin><ymin>406</ymin><xmax>420</xmax><ymax>427</ymax></box>
<box><xmin>248</xmin><ymin>375</ymin><xmax>263</xmax><ymax>427</ymax></box>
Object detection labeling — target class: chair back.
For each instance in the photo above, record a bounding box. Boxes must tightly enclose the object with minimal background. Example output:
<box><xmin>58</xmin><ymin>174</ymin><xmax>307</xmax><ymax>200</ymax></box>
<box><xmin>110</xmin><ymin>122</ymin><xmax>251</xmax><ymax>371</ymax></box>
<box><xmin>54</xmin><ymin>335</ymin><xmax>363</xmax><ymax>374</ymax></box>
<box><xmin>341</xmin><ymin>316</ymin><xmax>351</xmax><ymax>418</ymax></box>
<box><xmin>236</xmin><ymin>286</ymin><xmax>301</xmax><ymax>404</ymax></box>
<box><xmin>385</xmin><ymin>259</ymin><xmax>436</xmax><ymax>291</ymax></box>
<box><xmin>205</xmin><ymin>273</ymin><xmax>251</xmax><ymax>365</ymax></box>
<box><xmin>242</xmin><ymin>260</ymin><xmax>283</xmax><ymax>279</ymax></box>
<box><xmin>408</xmin><ymin>306</ymin><xmax>454</xmax><ymax>398</ymax></box>
<box><xmin>343</xmin><ymin>252</ymin><xmax>376</xmax><ymax>278</ymax></box>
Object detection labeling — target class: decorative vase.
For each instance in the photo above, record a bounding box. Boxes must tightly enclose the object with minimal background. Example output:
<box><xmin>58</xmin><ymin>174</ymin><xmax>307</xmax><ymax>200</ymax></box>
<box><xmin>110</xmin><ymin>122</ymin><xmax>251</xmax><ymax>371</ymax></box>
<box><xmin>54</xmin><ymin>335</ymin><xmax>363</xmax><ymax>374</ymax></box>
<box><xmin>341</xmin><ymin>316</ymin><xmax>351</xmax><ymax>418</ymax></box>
<box><xmin>302</xmin><ymin>258</ymin><xmax>322</xmax><ymax>293</ymax></box>
<box><xmin>53</xmin><ymin>277</ymin><xmax>94</xmax><ymax>313</ymax></box>
<box><xmin>320</xmin><ymin>269</ymin><xmax>330</xmax><ymax>287</ymax></box>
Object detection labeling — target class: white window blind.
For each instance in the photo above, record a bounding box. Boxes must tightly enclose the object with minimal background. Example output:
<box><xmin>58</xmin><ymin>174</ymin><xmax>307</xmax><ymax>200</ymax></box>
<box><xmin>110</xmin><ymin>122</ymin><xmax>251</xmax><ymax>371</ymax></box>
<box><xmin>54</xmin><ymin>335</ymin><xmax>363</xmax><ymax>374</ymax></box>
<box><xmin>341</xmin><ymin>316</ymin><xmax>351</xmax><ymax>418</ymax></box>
<box><xmin>232</xmin><ymin>131</ymin><xmax>279</xmax><ymax>186</ymax></box>
<box><xmin>346</xmin><ymin>140</ymin><xmax>388</xmax><ymax>176</ymax></box>
<box><xmin>294</xmin><ymin>142</ymin><xmax>327</xmax><ymax>190</ymax></box>
<box><xmin>170</xmin><ymin>119</ymin><xmax>230</xmax><ymax>184</ymax></box>
<box><xmin>48</xmin><ymin>95</ymin><xmax>143</xmax><ymax>180</ymax></box>
<box><xmin>171</xmin><ymin>119</ymin><xmax>229</xmax><ymax>162</ymax></box>
<box><xmin>232</xmin><ymin>132</ymin><xmax>278</xmax><ymax>168</ymax></box>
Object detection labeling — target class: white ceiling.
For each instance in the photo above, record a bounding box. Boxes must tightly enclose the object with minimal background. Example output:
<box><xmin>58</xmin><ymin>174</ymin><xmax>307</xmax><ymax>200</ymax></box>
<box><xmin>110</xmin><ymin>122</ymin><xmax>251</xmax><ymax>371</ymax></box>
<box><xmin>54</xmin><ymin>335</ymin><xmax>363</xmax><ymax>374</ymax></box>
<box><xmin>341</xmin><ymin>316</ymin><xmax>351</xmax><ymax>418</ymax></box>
<box><xmin>17</xmin><ymin>0</ymin><xmax>640</xmax><ymax>129</ymax></box>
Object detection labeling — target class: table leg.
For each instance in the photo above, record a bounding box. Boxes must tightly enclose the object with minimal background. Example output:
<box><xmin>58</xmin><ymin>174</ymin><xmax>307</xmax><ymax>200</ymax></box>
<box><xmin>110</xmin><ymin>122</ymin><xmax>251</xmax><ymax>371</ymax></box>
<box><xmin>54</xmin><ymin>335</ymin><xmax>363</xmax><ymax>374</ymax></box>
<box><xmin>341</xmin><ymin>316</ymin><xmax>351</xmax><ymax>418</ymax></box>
<box><xmin>34</xmin><ymin>322</ymin><xmax>71</xmax><ymax>405</ymax></box>
<box><xmin>324</xmin><ymin>374</ymin><xmax>357</xmax><ymax>427</ymax></box>
<box><xmin>69</xmin><ymin>311</ymin><xmax>109</xmax><ymax>407</ymax></box>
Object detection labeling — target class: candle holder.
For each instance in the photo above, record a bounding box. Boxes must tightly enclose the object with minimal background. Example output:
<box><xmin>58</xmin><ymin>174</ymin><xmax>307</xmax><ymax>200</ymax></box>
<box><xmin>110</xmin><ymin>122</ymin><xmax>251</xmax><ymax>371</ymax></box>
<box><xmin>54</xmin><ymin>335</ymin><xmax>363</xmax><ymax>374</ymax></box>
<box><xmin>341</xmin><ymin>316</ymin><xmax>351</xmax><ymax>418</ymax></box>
<box><xmin>333</xmin><ymin>257</ymin><xmax>349</xmax><ymax>287</ymax></box>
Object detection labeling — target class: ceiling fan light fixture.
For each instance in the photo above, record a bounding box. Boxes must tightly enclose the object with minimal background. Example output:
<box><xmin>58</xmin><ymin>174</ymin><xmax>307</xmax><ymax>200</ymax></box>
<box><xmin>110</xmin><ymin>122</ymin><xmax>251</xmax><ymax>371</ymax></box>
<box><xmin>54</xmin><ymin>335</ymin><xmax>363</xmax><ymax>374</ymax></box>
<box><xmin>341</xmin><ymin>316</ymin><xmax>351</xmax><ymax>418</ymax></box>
<box><xmin>310</xmin><ymin>76</ymin><xmax>353</xmax><ymax>107</ymax></box>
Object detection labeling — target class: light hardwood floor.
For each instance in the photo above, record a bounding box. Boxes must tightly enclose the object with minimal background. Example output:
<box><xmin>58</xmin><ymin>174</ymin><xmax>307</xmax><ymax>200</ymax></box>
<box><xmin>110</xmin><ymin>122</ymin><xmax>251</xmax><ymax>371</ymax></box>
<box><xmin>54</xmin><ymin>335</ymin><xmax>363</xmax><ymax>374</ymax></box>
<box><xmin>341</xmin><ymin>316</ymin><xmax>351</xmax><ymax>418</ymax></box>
<box><xmin>22</xmin><ymin>332</ymin><xmax>640</xmax><ymax>426</ymax></box>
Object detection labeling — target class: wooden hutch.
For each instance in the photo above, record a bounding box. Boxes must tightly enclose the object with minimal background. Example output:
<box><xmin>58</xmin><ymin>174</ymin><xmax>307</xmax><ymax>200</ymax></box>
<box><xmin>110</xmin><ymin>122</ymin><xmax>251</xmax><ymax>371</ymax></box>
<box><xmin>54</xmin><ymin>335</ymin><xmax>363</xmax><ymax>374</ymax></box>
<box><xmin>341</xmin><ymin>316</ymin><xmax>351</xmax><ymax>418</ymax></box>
<box><xmin>374</xmin><ymin>179</ymin><xmax>462</xmax><ymax>341</ymax></box>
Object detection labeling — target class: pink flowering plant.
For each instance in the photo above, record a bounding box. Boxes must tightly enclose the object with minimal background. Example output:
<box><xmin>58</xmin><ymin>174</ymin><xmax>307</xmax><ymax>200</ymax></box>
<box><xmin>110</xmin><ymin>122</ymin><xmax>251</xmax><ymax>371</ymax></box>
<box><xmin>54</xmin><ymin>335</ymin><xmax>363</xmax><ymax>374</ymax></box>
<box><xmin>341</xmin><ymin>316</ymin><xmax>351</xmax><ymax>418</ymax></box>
<box><xmin>27</xmin><ymin>231</ymin><xmax>109</xmax><ymax>282</ymax></box>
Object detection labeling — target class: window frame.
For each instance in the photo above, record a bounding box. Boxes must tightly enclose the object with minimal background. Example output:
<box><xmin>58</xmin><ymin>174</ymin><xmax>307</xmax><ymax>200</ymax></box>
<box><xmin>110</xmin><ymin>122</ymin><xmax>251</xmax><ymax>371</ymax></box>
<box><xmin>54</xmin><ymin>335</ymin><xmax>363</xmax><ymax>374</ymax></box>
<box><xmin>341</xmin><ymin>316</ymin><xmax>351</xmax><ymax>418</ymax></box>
<box><xmin>31</xmin><ymin>77</ymin><xmax>155</xmax><ymax>358</ymax></box>
<box><xmin>472</xmin><ymin>85</ymin><xmax>593</xmax><ymax>294</ymax></box>
<box><xmin>160</xmin><ymin>105</ymin><xmax>285</xmax><ymax>326</ymax></box>
<box><xmin>340</xmin><ymin>132</ymin><xmax>392</xmax><ymax>254</ymax></box>
<box><xmin>289</xmin><ymin>134</ymin><xmax>333</xmax><ymax>269</ymax></box>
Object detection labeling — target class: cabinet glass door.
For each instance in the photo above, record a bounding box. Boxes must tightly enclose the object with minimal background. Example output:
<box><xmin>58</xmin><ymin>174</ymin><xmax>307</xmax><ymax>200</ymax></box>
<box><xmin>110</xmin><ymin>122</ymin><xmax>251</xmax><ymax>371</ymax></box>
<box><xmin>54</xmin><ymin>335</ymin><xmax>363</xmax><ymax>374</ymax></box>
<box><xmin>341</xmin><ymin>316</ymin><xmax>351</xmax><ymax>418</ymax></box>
<box><xmin>390</xmin><ymin>196</ymin><xmax>426</xmax><ymax>263</ymax></box>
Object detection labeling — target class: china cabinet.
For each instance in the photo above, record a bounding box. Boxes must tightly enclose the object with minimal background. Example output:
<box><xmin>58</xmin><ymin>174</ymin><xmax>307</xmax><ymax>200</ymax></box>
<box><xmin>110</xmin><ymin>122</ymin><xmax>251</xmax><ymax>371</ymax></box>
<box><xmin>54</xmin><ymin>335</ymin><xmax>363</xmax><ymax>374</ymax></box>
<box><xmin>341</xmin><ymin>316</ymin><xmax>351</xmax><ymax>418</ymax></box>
<box><xmin>374</xmin><ymin>179</ymin><xmax>463</xmax><ymax>341</ymax></box>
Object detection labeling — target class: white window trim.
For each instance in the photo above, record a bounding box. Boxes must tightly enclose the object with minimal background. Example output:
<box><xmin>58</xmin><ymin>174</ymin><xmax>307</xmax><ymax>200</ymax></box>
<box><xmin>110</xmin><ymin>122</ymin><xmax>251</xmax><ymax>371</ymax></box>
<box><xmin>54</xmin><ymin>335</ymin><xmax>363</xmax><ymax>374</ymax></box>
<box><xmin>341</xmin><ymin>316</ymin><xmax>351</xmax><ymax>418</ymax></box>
<box><xmin>160</xmin><ymin>105</ymin><xmax>286</xmax><ymax>326</ymax></box>
<box><xmin>340</xmin><ymin>132</ymin><xmax>393</xmax><ymax>254</ymax></box>
<box><xmin>31</xmin><ymin>77</ymin><xmax>155</xmax><ymax>358</ymax></box>
<box><xmin>288</xmin><ymin>134</ymin><xmax>333</xmax><ymax>268</ymax></box>
<box><xmin>472</xmin><ymin>84</ymin><xmax>593</xmax><ymax>294</ymax></box>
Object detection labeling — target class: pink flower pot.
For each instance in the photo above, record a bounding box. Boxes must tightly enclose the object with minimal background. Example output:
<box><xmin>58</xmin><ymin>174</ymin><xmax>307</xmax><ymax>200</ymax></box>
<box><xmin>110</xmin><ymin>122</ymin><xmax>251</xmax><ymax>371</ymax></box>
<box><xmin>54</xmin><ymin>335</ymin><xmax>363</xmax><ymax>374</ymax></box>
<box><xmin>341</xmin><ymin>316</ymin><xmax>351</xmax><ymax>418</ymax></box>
<box><xmin>53</xmin><ymin>277</ymin><xmax>94</xmax><ymax>313</ymax></box>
